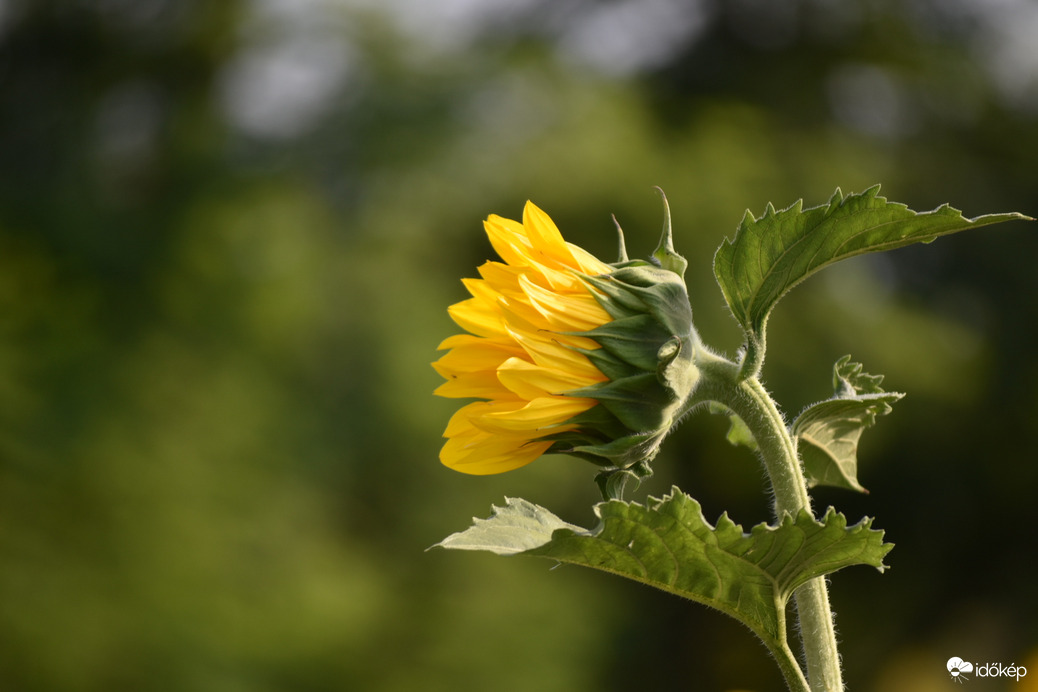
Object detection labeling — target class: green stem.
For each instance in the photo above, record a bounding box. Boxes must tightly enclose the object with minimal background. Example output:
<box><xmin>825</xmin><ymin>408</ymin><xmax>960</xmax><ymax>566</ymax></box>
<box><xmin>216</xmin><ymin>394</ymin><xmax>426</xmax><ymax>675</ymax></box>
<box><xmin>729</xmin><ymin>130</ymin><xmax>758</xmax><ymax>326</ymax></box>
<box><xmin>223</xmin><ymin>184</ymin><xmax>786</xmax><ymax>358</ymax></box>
<box><xmin>738</xmin><ymin>333</ymin><xmax>766</xmax><ymax>381</ymax></box>
<box><xmin>766</xmin><ymin>617</ymin><xmax>813</xmax><ymax>692</ymax></box>
<box><xmin>733</xmin><ymin>377</ymin><xmax>810</xmax><ymax>515</ymax></box>
<box><xmin>691</xmin><ymin>352</ymin><xmax>844</xmax><ymax>692</ymax></box>
<box><xmin>793</xmin><ymin>579</ymin><xmax>842</xmax><ymax>692</ymax></box>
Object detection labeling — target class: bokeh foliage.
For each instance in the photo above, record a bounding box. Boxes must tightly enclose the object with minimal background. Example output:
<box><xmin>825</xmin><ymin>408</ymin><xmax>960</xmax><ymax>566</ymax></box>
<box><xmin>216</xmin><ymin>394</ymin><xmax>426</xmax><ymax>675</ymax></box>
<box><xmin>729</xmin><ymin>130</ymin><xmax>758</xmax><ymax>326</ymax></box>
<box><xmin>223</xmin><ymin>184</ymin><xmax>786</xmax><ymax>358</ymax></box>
<box><xmin>1</xmin><ymin>1</ymin><xmax>1036</xmax><ymax>690</ymax></box>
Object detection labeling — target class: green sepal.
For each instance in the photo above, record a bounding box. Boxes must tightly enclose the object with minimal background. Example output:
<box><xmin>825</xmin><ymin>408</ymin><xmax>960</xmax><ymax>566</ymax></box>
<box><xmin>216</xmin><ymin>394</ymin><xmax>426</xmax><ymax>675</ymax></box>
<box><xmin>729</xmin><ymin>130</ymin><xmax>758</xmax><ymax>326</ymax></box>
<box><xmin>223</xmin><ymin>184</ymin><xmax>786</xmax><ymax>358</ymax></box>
<box><xmin>607</xmin><ymin>258</ymin><xmax>656</xmax><ymax>271</ymax></box>
<box><xmin>602</xmin><ymin>266</ymin><xmax>694</xmax><ymax>336</ymax></box>
<box><xmin>545</xmin><ymin>400</ymin><xmax>629</xmax><ymax>444</ymax></box>
<box><xmin>793</xmin><ymin>356</ymin><xmax>904</xmax><ymax>492</ymax></box>
<box><xmin>611</xmin><ymin>214</ymin><xmax>630</xmax><ymax>263</ymax></box>
<box><xmin>595</xmin><ymin>461</ymin><xmax>653</xmax><ymax>500</ymax></box>
<box><xmin>582</xmin><ymin>267</ymin><xmax>694</xmax><ymax>338</ymax></box>
<box><xmin>569</xmin><ymin>372</ymin><xmax>677</xmax><ymax>433</ymax></box>
<box><xmin>578</xmin><ymin>343</ymin><xmax>643</xmax><ymax>382</ymax></box>
<box><xmin>580</xmin><ymin>272</ymin><xmax>654</xmax><ymax>320</ymax></box>
<box><xmin>434</xmin><ymin>487</ymin><xmax>892</xmax><ymax>651</ymax></box>
<box><xmin>578</xmin><ymin>314</ymin><xmax>674</xmax><ymax>373</ymax></box>
<box><xmin>540</xmin><ymin>405</ymin><xmax>664</xmax><ymax>470</ymax></box>
<box><xmin>569</xmin><ymin>431</ymin><xmax>663</xmax><ymax>468</ymax></box>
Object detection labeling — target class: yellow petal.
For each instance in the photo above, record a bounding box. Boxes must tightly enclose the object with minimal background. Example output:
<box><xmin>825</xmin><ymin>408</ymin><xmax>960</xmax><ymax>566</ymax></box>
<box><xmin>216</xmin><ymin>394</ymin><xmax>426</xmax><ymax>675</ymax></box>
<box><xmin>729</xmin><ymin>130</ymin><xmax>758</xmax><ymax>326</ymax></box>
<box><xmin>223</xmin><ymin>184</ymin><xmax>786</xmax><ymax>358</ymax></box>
<box><xmin>432</xmin><ymin>339</ymin><xmax>521</xmax><ymax>375</ymax></box>
<box><xmin>433</xmin><ymin>373</ymin><xmax>511</xmax><ymax>399</ymax></box>
<box><xmin>480</xmin><ymin>235</ymin><xmax>591</xmax><ymax>295</ymax></box>
<box><xmin>567</xmin><ymin>242</ymin><xmax>612</xmax><ymax>275</ymax></box>
<box><xmin>484</xmin><ymin>216</ymin><xmax>535</xmax><ymax>269</ymax></box>
<box><xmin>472</xmin><ymin>396</ymin><xmax>593</xmax><ymax>435</ymax></box>
<box><xmin>519</xmin><ymin>273</ymin><xmax>612</xmax><ymax>331</ymax></box>
<box><xmin>436</xmin><ymin>332</ymin><xmax>511</xmax><ymax>352</ymax></box>
<box><xmin>485</xmin><ymin>214</ymin><xmax>526</xmax><ymax>238</ymax></box>
<box><xmin>440</xmin><ymin>402</ymin><xmax>551</xmax><ymax>473</ymax></box>
<box><xmin>447</xmin><ymin>285</ymin><xmax>506</xmax><ymax>338</ymax></box>
<box><xmin>461</xmin><ymin>276</ymin><xmax>505</xmax><ymax>306</ymax></box>
<box><xmin>444</xmin><ymin>401</ymin><xmax>521</xmax><ymax>437</ymax></box>
<box><xmin>522</xmin><ymin>201</ymin><xmax>571</xmax><ymax>261</ymax></box>
<box><xmin>496</xmin><ymin>291</ymin><xmax>554</xmax><ymax>331</ymax></box>
<box><xmin>507</xmin><ymin>325</ymin><xmax>605</xmax><ymax>382</ymax></box>
<box><xmin>529</xmin><ymin>262</ymin><xmax>593</xmax><ymax>293</ymax></box>
<box><xmin>477</xmin><ymin>261</ymin><xmax>525</xmax><ymax>294</ymax></box>
<box><xmin>440</xmin><ymin>432</ymin><xmax>550</xmax><ymax>474</ymax></box>
<box><xmin>499</xmin><ymin>307</ymin><xmax>599</xmax><ymax>351</ymax></box>
<box><xmin>497</xmin><ymin>356</ymin><xmax>592</xmax><ymax>399</ymax></box>
<box><xmin>520</xmin><ymin>203</ymin><xmax>613</xmax><ymax>276</ymax></box>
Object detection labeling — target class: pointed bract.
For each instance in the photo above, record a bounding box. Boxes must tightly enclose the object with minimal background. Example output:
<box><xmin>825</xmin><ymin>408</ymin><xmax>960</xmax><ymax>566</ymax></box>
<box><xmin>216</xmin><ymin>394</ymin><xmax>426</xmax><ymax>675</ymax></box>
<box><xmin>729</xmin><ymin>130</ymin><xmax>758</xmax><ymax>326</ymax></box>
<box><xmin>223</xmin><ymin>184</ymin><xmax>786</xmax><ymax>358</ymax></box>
<box><xmin>651</xmin><ymin>187</ymin><xmax>687</xmax><ymax>278</ymax></box>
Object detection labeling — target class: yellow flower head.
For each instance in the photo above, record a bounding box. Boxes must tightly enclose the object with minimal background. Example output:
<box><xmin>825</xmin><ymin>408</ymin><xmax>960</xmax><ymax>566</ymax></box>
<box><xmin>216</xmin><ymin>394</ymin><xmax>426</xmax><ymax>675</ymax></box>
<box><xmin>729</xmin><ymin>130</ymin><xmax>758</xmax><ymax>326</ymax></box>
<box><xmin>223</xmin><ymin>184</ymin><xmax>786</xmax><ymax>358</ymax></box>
<box><xmin>433</xmin><ymin>202</ymin><xmax>612</xmax><ymax>474</ymax></box>
<box><xmin>433</xmin><ymin>200</ymin><xmax>699</xmax><ymax>477</ymax></box>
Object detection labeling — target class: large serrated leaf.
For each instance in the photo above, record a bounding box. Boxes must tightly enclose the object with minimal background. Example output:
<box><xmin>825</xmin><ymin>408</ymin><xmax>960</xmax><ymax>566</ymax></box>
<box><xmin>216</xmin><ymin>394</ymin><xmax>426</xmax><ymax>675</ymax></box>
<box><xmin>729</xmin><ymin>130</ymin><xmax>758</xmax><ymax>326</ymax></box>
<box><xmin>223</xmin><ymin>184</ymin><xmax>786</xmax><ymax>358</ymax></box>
<box><xmin>712</xmin><ymin>186</ymin><xmax>1029</xmax><ymax>357</ymax></box>
<box><xmin>793</xmin><ymin>356</ymin><xmax>903</xmax><ymax>492</ymax></box>
<box><xmin>434</xmin><ymin>488</ymin><xmax>892</xmax><ymax>650</ymax></box>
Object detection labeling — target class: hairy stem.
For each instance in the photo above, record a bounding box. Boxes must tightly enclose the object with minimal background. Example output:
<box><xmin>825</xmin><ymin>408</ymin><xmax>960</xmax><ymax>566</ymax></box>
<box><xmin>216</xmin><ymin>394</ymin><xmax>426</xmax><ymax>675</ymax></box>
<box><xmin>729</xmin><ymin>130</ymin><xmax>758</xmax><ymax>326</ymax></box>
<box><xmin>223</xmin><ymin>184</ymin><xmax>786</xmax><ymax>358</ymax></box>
<box><xmin>767</xmin><ymin>614</ymin><xmax>813</xmax><ymax>692</ymax></box>
<box><xmin>692</xmin><ymin>353</ymin><xmax>844</xmax><ymax>692</ymax></box>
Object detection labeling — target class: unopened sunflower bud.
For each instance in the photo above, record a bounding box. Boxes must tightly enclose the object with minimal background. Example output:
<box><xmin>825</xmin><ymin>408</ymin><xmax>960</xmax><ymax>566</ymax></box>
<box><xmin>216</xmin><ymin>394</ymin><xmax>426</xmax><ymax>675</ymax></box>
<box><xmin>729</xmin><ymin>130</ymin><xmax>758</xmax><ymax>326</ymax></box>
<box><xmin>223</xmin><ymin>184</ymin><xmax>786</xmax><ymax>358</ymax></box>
<box><xmin>432</xmin><ymin>198</ymin><xmax>699</xmax><ymax>476</ymax></box>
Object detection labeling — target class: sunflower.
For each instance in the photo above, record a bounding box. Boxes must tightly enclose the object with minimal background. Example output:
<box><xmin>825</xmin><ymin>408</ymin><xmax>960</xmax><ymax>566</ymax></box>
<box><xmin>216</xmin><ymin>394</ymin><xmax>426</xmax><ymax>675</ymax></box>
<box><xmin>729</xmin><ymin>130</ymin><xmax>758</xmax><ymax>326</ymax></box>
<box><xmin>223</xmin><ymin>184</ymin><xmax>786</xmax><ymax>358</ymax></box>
<box><xmin>432</xmin><ymin>201</ymin><xmax>615</xmax><ymax>474</ymax></box>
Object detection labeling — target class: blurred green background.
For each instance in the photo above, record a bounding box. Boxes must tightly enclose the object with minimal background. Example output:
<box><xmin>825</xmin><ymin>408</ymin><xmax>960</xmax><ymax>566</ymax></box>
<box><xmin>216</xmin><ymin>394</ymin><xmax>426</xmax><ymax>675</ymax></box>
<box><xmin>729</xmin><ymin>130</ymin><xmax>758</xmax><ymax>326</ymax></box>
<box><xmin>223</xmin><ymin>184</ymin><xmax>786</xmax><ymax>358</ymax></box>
<box><xmin>1</xmin><ymin>1</ymin><xmax>1037</xmax><ymax>691</ymax></box>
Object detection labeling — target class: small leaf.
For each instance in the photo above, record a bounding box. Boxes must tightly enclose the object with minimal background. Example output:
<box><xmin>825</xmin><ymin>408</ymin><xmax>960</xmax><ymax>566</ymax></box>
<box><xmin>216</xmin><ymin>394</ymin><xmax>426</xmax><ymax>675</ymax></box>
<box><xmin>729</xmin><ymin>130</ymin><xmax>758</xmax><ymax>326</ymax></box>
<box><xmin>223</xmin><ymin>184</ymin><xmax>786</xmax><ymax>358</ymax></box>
<box><xmin>708</xmin><ymin>402</ymin><xmax>758</xmax><ymax>452</ymax></box>
<box><xmin>713</xmin><ymin>186</ymin><xmax>1030</xmax><ymax>367</ymax></box>
<box><xmin>793</xmin><ymin>356</ymin><xmax>904</xmax><ymax>492</ymax></box>
<box><xmin>431</xmin><ymin>498</ymin><xmax>585</xmax><ymax>555</ymax></box>
<box><xmin>435</xmin><ymin>488</ymin><xmax>892</xmax><ymax>651</ymax></box>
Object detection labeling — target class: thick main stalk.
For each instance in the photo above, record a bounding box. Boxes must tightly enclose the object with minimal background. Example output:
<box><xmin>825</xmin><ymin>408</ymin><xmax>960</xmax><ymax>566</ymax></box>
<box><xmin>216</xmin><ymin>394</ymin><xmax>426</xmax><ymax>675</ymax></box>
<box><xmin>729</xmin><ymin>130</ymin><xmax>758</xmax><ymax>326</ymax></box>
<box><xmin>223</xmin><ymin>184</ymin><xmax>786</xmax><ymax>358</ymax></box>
<box><xmin>691</xmin><ymin>354</ymin><xmax>844</xmax><ymax>692</ymax></box>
